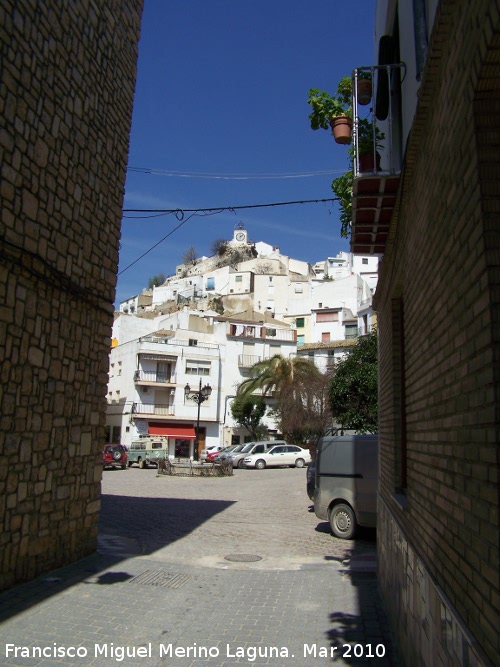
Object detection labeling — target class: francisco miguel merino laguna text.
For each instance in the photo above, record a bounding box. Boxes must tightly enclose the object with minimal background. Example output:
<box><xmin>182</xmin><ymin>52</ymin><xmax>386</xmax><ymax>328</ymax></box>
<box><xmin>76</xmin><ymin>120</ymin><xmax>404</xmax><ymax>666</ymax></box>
<box><xmin>5</xmin><ymin>641</ymin><xmax>386</xmax><ymax>661</ymax></box>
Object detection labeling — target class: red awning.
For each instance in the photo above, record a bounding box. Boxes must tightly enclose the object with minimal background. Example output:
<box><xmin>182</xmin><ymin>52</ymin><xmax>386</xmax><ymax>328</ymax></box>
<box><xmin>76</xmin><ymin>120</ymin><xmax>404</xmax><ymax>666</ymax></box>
<box><xmin>148</xmin><ymin>423</ymin><xmax>196</xmax><ymax>439</ymax></box>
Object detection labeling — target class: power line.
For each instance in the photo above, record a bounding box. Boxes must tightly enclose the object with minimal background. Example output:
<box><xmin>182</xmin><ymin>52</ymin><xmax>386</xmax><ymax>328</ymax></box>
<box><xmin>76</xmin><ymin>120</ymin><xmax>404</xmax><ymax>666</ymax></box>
<box><xmin>119</xmin><ymin>197</ymin><xmax>338</xmax><ymax>276</ymax></box>
<box><xmin>127</xmin><ymin>166</ymin><xmax>344</xmax><ymax>180</ymax></box>
<box><xmin>123</xmin><ymin>197</ymin><xmax>337</xmax><ymax>218</ymax></box>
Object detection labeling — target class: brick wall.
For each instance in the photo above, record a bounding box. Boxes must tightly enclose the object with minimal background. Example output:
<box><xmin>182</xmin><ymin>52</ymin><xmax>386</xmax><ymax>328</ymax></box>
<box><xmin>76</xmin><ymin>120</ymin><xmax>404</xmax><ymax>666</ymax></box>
<box><xmin>0</xmin><ymin>0</ymin><xmax>142</xmax><ymax>590</ymax></box>
<box><xmin>375</xmin><ymin>1</ymin><xmax>500</xmax><ymax>665</ymax></box>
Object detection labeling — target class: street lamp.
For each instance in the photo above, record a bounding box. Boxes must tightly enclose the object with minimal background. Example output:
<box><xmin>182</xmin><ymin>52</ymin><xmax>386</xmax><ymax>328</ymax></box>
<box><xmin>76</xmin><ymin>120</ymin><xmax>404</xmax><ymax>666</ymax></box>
<box><xmin>184</xmin><ymin>379</ymin><xmax>212</xmax><ymax>460</ymax></box>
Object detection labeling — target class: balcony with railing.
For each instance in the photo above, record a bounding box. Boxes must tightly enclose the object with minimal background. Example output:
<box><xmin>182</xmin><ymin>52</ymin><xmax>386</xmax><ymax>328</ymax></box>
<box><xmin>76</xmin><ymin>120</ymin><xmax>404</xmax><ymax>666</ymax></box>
<box><xmin>131</xmin><ymin>402</ymin><xmax>176</xmax><ymax>417</ymax></box>
<box><xmin>137</xmin><ymin>334</ymin><xmax>220</xmax><ymax>359</ymax></box>
<box><xmin>350</xmin><ymin>64</ymin><xmax>405</xmax><ymax>255</ymax></box>
<box><xmin>134</xmin><ymin>370</ymin><xmax>177</xmax><ymax>386</ymax></box>
<box><xmin>228</xmin><ymin>323</ymin><xmax>296</xmax><ymax>343</ymax></box>
<box><xmin>238</xmin><ymin>354</ymin><xmax>262</xmax><ymax>368</ymax></box>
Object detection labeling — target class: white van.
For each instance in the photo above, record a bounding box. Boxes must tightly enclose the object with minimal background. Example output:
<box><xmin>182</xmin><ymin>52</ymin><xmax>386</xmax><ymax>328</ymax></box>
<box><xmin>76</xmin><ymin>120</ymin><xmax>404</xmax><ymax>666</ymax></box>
<box><xmin>314</xmin><ymin>434</ymin><xmax>378</xmax><ymax>539</ymax></box>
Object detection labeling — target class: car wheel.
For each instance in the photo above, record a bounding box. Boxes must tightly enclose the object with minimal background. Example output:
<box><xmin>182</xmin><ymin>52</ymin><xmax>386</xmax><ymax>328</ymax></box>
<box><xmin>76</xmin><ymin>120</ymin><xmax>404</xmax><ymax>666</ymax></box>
<box><xmin>112</xmin><ymin>450</ymin><xmax>122</xmax><ymax>461</ymax></box>
<box><xmin>329</xmin><ymin>503</ymin><xmax>356</xmax><ymax>540</ymax></box>
<box><xmin>121</xmin><ymin>464</ymin><xmax>126</xmax><ymax>469</ymax></box>
<box><xmin>138</xmin><ymin>458</ymin><xmax>146</xmax><ymax>469</ymax></box>
<box><xmin>237</xmin><ymin>459</ymin><xmax>246</xmax><ymax>469</ymax></box>
<box><xmin>295</xmin><ymin>458</ymin><xmax>305</xmax><ymax>468</ymax></box>
<box><xmin>255</xmin><ymin>459</ymin><xmax>266</xmax><ymax>470</ymax></box>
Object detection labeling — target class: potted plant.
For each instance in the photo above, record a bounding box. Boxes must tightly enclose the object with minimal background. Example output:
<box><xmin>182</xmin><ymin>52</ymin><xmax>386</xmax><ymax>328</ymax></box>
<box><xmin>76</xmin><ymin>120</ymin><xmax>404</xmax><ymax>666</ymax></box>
<box><xmin>307</xmin><ymin>76</ymin><xmax>353</xmax><ymax>144</ymax></box>
<box><xmin>354</xmin><ymin>117</ymin><xmax>385</xmax><ymax>172</ymax></box>
<box><xmin>356</xmin><ymin>70</ymin><xmax>373</xmax><ymax>106</ymax></box>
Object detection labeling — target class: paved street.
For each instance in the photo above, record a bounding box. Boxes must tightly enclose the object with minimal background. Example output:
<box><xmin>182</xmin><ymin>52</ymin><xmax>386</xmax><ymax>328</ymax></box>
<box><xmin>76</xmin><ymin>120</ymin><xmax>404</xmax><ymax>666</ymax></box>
<box><xmin>0</xmin><ymin>466</ymin><xmax>399</xmax><ymax>666</ymax></box>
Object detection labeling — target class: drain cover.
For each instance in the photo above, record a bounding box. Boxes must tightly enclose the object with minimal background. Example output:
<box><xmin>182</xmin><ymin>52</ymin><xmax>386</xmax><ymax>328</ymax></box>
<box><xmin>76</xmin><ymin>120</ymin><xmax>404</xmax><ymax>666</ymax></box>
<box><xmin>224</xmin><ymin>554</ymin><xmax>262</xmax><ymax>563</ymax></box>
<box><xmin>129</xmin><ymin>570</ymin><xmax>190</xmax><ymax>588</ymax></box>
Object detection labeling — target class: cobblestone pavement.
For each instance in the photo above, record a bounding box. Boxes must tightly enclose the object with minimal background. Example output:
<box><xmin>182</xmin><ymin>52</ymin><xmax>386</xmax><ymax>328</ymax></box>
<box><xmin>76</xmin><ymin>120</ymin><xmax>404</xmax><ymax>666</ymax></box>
<box><xmin>0</xmin><ymin>466</ymin><xmax>400</xmax><ymax>667</ymax></box>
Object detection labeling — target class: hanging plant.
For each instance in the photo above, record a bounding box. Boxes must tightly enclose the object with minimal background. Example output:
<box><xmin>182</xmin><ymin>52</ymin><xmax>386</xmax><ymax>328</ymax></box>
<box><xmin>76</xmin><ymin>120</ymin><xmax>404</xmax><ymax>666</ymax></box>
<box><xmin>307</xmin><ymin>76</ymin><xmax>353</xmax><ymax>144</ymax></box>
<box><xmin>356</xmin><ymin>71</ymin><xmax>373</xmax><ymax>105</ymax></box>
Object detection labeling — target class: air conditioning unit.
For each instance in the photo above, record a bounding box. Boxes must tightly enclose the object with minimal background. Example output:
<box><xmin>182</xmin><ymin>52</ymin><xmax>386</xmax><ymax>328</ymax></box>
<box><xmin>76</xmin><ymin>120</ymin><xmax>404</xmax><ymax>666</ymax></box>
<box><xmin>142</xmin><ymin>387</ymin><xmax>149</xmax><ymax>393</ymax></box>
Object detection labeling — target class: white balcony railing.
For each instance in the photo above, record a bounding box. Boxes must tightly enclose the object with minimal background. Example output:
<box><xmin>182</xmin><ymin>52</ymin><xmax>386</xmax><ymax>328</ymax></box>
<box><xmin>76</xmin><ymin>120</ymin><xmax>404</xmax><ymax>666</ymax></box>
<box><xmin>238</xmin><ymin>354</ymin><xmax>262</xmax><ymax>368</ymax></box>
<box><xmin>131</xmin><ymin>403</ymin><xmax>175</xmax><ymax>416</ymax></box>
<box><xmin>134</xmin><ymin>370</ymin><xmax>176</xmax><ymax>384</ymax></box>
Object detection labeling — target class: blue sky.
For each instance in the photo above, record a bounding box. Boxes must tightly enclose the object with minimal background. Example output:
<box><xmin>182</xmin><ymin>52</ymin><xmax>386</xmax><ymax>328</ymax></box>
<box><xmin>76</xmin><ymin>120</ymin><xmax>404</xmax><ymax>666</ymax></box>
<box><xmin>116</xmin><ymin>0</ymin><xmax>375</xmax><ymax>306</ymax></box>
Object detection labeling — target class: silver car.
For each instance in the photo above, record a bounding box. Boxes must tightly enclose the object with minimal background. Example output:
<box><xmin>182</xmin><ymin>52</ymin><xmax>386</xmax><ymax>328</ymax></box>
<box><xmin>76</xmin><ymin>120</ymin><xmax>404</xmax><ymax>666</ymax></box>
<box><xmin>215</xmin><ymin>443</ymin><xmax>246</xmax><ymax>463</ymax></box>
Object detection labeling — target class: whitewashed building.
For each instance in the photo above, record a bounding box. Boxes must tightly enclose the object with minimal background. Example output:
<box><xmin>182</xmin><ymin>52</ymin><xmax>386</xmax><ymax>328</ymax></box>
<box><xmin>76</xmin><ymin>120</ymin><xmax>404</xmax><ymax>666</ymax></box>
<box><xmin>107</xmin><ymin>308</ymin><xmax>297</xmax><ymax>454</ymax></box>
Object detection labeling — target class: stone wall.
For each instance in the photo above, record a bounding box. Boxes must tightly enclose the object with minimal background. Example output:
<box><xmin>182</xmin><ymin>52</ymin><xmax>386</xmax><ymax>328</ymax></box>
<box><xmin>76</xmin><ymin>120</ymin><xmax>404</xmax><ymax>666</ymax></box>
<box><xmin>0</xmin><ymin>0</ymin><xmax>142</xmax><ymax>590</ymax></box>
<box><xmin>374</xmin><ymin>1</ymin><xmax>500</xmax><ymax>665</ymax></box>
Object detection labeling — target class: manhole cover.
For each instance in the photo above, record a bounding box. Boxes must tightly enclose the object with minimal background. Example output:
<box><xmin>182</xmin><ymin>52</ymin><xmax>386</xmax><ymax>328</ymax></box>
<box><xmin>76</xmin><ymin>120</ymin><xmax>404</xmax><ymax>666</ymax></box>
<box><xmin>224</xmin><ymin>554</ymin><xmax>262</xmax><ymax>563</ymax></box>
<box><xmin>129</xmin><ymin>570</ymin><xmax>190</xmax><ymax>588</ymax></box>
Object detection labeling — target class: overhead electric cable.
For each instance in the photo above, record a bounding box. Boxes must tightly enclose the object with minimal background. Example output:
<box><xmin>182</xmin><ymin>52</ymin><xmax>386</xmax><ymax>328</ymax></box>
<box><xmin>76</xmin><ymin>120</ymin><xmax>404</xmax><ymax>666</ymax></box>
<box><xmin>118</xmin><ymin>196</ymin><xmax>338</xmax><ymax>276</ymax></box>
<box><xmin>127</xmin><ymin>166</ymin><xmax>344</xmax><ymax>180</ymax></box>
<box><xmin>123</xmin><ymin>197</ymin><xmax>337</xmax><ymax>218</ymax></box>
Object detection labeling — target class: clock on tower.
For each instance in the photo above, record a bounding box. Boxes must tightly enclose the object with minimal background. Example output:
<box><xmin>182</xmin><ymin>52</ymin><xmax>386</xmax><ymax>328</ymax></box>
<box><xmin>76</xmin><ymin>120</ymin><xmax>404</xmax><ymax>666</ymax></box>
<box><xmin>233</xmin><ymin>225</ymin><xmax>247</xmax><ymax>243</ymax></box>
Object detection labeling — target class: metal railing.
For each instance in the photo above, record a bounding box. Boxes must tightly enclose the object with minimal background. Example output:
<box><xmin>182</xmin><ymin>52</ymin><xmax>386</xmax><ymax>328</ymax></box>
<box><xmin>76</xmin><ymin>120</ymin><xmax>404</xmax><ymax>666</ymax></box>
<box><xmin>138</xmin><ymin>336</ymin><xmax>219</xmax><ymax>351</ymax></box>
<box><xmin>131</xmin><ymin>403</ymin><xmax>175</xmax><ymax>416</ymax></box>
<box><xmin>134</xmin><ymin>370</ymin><xmax>177</xmax><ymax>384</ymax></box>
<box><xmin>238</xmin><ymin>354</ymin><xmax>262</xmax><ymax>368</ymax></box>
<box><xmin>352</xmin><ymin>64</ymin><xmax>406</xmax><ymax>178</ymax></box>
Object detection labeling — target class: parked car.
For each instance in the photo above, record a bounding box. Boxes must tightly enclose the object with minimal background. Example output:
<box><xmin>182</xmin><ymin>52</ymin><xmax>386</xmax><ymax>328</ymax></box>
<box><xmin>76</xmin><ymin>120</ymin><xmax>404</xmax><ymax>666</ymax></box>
<box><xmin>214</xmin><ymin>444</ymin><xmax>244</xmax><ymax>462</ymax></box>
<box><xmin>102</xmin><ymin>444</ymin><xmax>128</xmax><ymax>470</ymax></box>
<box><xmin>229</xmin><ymin>440</ymin><xmax>287</xmax><ymax>468</ymax></box>
<box><xmin>206</xmin><ymin>447</ymin><xmax>231</xmax><ymax>463</ymax></box>
<box><xmin>128</xmin><ymin>436</ymin><xmax>168</xmax><ymax>468</ymax></box>
<box><xmin>200</xmin><ymin>445</ymin><xmax>224</xmax><ymax>463</ymax></box>
<box><xmin>243</xmin><ymin>444</ymin><xmax>311</xmax><ymax>470</ymax></box>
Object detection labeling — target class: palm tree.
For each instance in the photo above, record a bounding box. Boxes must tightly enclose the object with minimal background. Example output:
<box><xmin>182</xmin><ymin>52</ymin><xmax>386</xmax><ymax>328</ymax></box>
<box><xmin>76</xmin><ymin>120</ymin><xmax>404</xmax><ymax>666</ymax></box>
<box><xmin>237</xmin><ymin>354</ymin><xmax>329</xmax><ymax>445</ymax></box>
<box><xmin>237</xmin><ymin>354</ymin><xmax>321</xmax><ymax>398</ymax></box>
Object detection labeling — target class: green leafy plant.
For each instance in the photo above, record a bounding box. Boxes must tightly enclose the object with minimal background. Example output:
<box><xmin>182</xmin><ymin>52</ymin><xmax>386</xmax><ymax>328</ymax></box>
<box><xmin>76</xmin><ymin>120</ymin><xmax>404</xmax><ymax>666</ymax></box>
<box><xmin>357</xmin><ymin>70</ymin><xmax>372</xmax><ymax>81</ymax></box>
<box><xmin>230</xmin><ymin>394</ymin><xmax>267</xmax><ymax>440</ymax></box>
<box><xmin>355</xmin><ymin>117</ymin><xmax>385</xmax><ymax>157</ymax></box>
<box><xmin>307</xmin><ymin>76</ymin><xmax>352</xmax><ymax>131</ymax></box>
<box><xmin>331</xmin><ymin>170</ymin><xmax>353</xmax><ymax>238</ymax></box>
<box><xmin>329</xmin><ymin>329</ymin><xmax>378</xmax><ymax>433</ymax></box>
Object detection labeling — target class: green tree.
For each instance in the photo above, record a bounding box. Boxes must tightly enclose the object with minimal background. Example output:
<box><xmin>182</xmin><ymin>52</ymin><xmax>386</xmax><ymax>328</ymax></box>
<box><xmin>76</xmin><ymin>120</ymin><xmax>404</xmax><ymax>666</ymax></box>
<box><xmin>230</xmin><ymin>394</ymin><xmax>267</xmax><ymax>440</ymax></box>
<box><xmin>237</xmin><ymin>355</ymin><xmax>329</xmax><ymax>445</ymax></box>
<box><xmin>147</xmin><ymin>273</ymin><xmax>167</xmax><ymax>289</ymax></box>
<box><xmin>328</xmin><ymin>330</ymin><xmax>378</xmax><ymax>432</ymax></box>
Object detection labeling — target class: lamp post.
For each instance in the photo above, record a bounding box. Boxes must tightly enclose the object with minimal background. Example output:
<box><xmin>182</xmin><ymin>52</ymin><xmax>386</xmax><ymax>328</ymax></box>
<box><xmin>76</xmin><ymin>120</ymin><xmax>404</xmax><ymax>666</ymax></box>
<box><xmin>184</xmin><ymin>379</ymin><xmax>212</xmax><ymax>460</ymax></box>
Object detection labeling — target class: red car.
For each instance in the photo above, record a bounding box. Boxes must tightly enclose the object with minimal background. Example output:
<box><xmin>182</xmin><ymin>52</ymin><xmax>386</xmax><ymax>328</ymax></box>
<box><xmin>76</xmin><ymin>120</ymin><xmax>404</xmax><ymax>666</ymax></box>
<box><xmin>102</xmin><ymin>444</ymin><xmax>128</xmax><ymax>470</ymax></box>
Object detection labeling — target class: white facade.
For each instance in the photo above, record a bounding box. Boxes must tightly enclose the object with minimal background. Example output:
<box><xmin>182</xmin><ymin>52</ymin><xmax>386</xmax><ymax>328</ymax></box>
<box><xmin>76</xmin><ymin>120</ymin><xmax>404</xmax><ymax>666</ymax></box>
<box><xmin>296</xmin><ymin>340</ymin><xmax>356</xmax><ymax>374</ymax></box>
<box><xmin>111</xmin><ymin>228</ymin><xmax>380</xmax><ymax>450</ymax></box>
<box><xmin>119</xmin><ymin>291</ymin><xmax>152</xmax><ymax>314</ymax></box>
<box><xmin>107</xmin><ymin>309</ymin><xmax>297</xmax><ymax>453</ymax></box>
<box><xmin>119</xmin><ymin>228</ymin><xmax>377</xmax><ymax>339</ymax></box>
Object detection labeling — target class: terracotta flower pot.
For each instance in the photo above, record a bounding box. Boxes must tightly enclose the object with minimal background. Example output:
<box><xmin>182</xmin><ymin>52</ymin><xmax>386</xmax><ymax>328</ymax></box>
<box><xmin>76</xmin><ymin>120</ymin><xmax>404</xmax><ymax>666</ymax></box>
<box><xmin>330</xmin><ymin>116</ymin><xmax>353</xmax><ymax>145</ymax></box>
<box><xmin>359</xmin><ymin>152</ymin><xmax>381</xmax><ymax>173</ymax></box>
<box><xmin>357</xmin><ymin>79</ymin><xmax>372</xmax><ymax>105</ymax></box>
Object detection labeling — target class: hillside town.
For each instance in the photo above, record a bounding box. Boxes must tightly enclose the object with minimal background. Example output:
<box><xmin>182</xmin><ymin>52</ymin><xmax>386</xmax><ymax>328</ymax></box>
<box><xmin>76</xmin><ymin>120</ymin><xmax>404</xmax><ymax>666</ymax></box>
<box><xmin>106</xmin><ymin>224</ymin><xmax>378</xmax><ymax>453</ymax></box>
<box><xmin>2</xmin><ymin>1</ymin><xmax>498</xmax><ymax>665</ymax></box>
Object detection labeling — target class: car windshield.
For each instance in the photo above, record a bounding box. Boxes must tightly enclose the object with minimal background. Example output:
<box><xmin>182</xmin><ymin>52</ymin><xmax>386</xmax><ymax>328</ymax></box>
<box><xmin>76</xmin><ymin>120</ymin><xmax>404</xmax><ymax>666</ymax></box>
<box><xmin>231</xmin><ymin>444</ymin><xmax>245</xmax><ymax>452</ymax></box>
<box><xmin>240</xmin><ymin>442</ymin><xmax>256</xmax><ymax>453</ymax></box>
